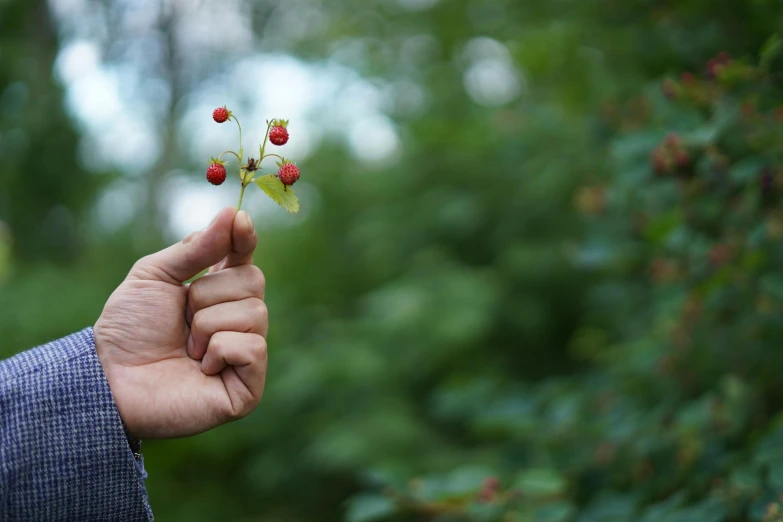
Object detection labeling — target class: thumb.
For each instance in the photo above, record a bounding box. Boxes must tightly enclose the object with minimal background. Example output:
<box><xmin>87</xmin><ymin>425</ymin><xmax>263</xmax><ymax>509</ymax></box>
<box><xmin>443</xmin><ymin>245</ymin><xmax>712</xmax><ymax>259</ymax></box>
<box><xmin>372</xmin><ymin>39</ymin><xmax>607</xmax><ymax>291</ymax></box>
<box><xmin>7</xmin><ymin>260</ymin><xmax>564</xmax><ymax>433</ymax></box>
<box><xmin>129</xmin><ymin>207</ymin><xmax>237</xmax><ymax>284</ymax></box>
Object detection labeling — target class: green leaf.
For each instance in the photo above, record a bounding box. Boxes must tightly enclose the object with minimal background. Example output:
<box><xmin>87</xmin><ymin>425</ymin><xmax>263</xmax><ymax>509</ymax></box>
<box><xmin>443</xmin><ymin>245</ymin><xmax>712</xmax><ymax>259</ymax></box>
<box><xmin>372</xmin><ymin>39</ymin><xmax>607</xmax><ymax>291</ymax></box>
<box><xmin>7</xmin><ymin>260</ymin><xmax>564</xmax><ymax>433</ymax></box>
<box><xmin>760</xmin><ymin>33</ymin><xmax>782</xmax><ymax>70</ymax></box>
<box><xmin>729</xmin><ymin>466</ymin><xmax>762</xmax><ymax>493</ymax></box>
<box><xmin>684</xmin><ymin>125</ymin><xmax>719</xmax><ymax>147</ymax></box>
<box><xmin>761</xmin><ymin>275</ymin><xmax>783</xmax><ymax>302</ymax></box>
<box><xmin>255</xmin><ymin>174</ymin><xmax>300</xmax><ymax>213</ymax></box>
<box><xmin>769</xmin><ymin>465</ymin><xmax>783</xmax><ymax>490</ymax></box>
<box><xmin>685</xmin><ymin>103</ymin><xmax>736</xmax><ymax>147</ymax></box>
<box><xmin>443</xmin><ymin>466</ymin><xmax>495</xmax><ymax>496</ymax></box>
<box><xmin>345</xmin><ymin>495</ymin><xmax>395</xmax><ymax>522</ymax></box>
<box><xmin>535</xmin><ymin>502</ymin><xmax>576</xmax><ymax>522</ymax></box>
<box><xmin>729</xmin><ymin>157</ymin><xmax>765</xmax><ymax>184</ymax></box>
<box><xmin>514</xmin><ymin>469</ymin><xmax>566</xmax><ymax>497</ymax></box>
<box><xmin>610</xmin><ymin>132</ymin><xmax>659</xmax><ymax>165</ymax></box>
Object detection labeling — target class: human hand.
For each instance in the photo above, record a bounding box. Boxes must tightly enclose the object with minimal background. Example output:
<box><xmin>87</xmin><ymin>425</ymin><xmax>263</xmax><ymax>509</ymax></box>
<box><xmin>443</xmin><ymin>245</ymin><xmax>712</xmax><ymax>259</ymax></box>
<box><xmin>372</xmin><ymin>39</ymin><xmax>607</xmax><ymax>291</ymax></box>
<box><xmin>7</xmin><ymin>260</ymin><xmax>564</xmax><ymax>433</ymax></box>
<box><xmin>94</xmin><ymin>207</ymin><xmax>268</xmax><ymax>439</ymax></box>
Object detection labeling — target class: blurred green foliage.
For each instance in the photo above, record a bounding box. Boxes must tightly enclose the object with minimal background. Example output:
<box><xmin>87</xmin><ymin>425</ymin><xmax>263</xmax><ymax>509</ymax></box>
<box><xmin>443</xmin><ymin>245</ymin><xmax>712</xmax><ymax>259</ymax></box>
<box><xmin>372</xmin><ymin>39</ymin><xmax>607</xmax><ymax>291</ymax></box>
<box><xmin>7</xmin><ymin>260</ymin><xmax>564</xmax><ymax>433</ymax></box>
<box><xmin>0</xmin><ymin>0</ymin><xmax>103</xmax><ymax>262</ymax></box>
<box><xmin>4</xmin><ymin>0</ymin><xmax>783</xmax><ymax>521</ymax></box>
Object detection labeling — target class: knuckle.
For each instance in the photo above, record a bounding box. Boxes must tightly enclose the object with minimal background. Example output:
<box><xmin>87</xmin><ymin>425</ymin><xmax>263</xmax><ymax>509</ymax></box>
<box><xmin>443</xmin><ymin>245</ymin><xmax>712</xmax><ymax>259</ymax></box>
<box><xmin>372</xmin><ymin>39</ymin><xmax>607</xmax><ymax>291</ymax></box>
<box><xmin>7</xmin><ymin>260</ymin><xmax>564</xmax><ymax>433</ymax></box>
<box><xmin>226</xmin><ymin>403</ymin><xmax>248</xmax><ymax>421</ymax></box>
<box><xmin>251</xmin><ymin>335</ymin><xmax>268</xmax><ymax>362</ymax></box>
<box><xmin>250</xmin><ymin>300</ymin><xmax>268</xmax><ymax>328</ymax></box>
<box><xmin>247</xmin><ymin>397</ymin><xmax>262</xmax><ymax>415</ymax></box>
<box><xmin>130</xmin><ymin>255</ymin><xmax>175</xmax><ymax>282</ymax></box>
<box><xmin>209</xmin><ymin>332</ymin><xmax>226</xmax><ymax>353</ymax></box>
<box><xmin>241</xmin><ymin>402</ymin><xmax>258</xmax><ymax>419</ymax></box>
<box><xmin>130</xmin><ymin>256</ymin><xmax>156</xmax><ymax>277</ymax></box>
<box><xmin>134</xmin><ymin>255</ymin><xmax>153</xmax><ymax>269</ymax></box>
<box><xmin>191</xmin><ymin>309</ymin><xmax>207</xmax><ymax>334</ymax></box>
<box><xmin>244</xmin><ymin>265</ymin><xmax>266</xmax><ymax>295</ymax></box>
<box><xmin>188</xmin><ymin>279</ymin><xmax>204</xmax><ymax>308</ymax></box>
<box><xmin>227</xmin><ymin>394</ymin><xmax>257</xmax><ymax>421</ymax></box>
<box><xmin>142</xmin><ymin>253</ymin><xmax>163</xmax><ymax>268</ymax></box>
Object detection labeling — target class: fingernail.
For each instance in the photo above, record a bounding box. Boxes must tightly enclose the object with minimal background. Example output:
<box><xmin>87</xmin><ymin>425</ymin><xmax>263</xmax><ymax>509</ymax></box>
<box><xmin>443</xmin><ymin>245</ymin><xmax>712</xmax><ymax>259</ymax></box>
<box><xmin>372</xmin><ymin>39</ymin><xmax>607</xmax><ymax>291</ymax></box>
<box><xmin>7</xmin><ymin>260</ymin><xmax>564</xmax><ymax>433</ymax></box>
<box><xmin>240</xmin><ymin>211</ymin><xmax>255</xmax><ymax>234</ymax></box>
<box><xmin>187</xmin><ymin>336</ymin><xmax>195</xmax><ymax>358</ymax></box>
<box><xmin>208</xmin><ymin>212</ymin><xmax>220</xmax><ymax>228</ymax></box>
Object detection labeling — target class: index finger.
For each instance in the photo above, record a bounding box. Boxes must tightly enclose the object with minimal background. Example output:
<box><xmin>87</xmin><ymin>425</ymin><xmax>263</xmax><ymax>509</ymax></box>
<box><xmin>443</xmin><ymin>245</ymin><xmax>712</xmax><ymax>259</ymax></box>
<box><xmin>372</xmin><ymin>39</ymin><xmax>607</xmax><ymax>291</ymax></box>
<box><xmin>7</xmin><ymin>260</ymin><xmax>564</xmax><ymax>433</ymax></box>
<box><xmin>211</xmin><ymin>210</ymin><xmax>257</xmax><ymax>272</ymax></box>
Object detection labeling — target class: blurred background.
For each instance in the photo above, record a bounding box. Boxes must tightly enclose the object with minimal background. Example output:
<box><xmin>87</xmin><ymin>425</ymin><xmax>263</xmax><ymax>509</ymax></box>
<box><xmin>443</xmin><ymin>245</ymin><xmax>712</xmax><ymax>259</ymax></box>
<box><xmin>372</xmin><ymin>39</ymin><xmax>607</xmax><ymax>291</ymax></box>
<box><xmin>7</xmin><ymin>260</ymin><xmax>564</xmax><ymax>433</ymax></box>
<box><xmin>3</xmin><ymin>0</ymin><xmax>783</xmax><ymax>521</ymax></box>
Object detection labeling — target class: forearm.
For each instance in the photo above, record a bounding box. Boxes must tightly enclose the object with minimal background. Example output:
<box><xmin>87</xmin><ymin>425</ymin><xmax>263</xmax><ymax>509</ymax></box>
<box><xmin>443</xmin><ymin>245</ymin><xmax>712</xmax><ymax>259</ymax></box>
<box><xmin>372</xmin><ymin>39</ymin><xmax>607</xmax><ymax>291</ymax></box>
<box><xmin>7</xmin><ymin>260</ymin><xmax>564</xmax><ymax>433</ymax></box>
<box><xmin>0</xmin><ymin>328</ymin><xmax>152</xmax><ymax>521</ymax></box>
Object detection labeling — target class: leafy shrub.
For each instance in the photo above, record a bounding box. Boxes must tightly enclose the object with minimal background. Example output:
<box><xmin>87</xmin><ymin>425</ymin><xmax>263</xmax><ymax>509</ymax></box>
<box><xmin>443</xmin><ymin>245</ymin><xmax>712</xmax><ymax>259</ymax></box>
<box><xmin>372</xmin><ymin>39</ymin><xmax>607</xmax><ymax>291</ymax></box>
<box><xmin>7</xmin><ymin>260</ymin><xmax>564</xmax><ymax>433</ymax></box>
<box><xmin>346</xmin><ymin>37</ymin><xmax>783</xmax><ymax>522</ymax></box>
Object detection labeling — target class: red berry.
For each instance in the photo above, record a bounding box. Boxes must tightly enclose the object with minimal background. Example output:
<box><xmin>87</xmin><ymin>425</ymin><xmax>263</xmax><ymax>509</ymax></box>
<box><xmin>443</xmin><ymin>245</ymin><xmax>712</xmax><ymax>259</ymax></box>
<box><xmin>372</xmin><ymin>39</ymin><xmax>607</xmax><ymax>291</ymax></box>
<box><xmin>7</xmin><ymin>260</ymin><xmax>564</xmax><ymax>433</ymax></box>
<box><xmin>709</xmin><ymin>244</ymin><xmax>732</xmax><ymax>267</ymax></box>
<box><xmin>665</xmin><ymin>132</ymin><xmax>681</xmax><ymax>147</ymax></box>
<box><xmin>706</xmin><ymin>58</ymin><xmax>726</xmax><ymax>81</ymax></box>
<box><xmin>213</xmin><ymin>106</ymin><xmax>229</xmax><ymax>123</ymax></box>
<box><xmin>477</xmin><ymin>477</ymin><xmax>500</xmax><ymax>504</ymax></box>
<box><xmin>650</xmin><ymin>147</ymin><xmax>671</xmax><ymax>174</ymax></box>
<box><xmin>206</xmin><ymin>163</ymin><xmax>227</xmax><ymax>185</ymax></box>
<box><xmin>269</xmin><ymin>125</ymin><xmax>289</xmax><ymax>146</ymax></box>
<box><xmin>477</xmin><ymin>487</ymin><xmax>495</xmax><ymax>503</ymax></box>
<box><xmin>483</xmin><ymin>476</ymin><xmax>500</xmax><ymax>490</ymax></box>
<box><xmin>675</xmin><ymin>149</ymin><xmax>690</xmax><ymax>167</ymax></box>
<box><xmin>660</xmin><ymin>78</ymin><xmax>677</xmax><ymax>99</ymax></box>
<box><xmin>278</xmin><ymin>163</ymin><xmax>300</xmax><ymax>186</ymax></box>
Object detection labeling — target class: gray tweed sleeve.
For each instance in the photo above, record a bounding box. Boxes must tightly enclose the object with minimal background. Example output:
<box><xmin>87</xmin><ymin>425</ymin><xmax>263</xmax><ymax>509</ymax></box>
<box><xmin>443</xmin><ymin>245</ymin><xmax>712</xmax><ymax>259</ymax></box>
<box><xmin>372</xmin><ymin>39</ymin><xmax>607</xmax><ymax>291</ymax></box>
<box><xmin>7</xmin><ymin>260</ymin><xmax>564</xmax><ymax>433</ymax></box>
<box><xmin>0</xmin><ymin>327</ymin><xmax>152</xmax><ymax>521</ymax></box>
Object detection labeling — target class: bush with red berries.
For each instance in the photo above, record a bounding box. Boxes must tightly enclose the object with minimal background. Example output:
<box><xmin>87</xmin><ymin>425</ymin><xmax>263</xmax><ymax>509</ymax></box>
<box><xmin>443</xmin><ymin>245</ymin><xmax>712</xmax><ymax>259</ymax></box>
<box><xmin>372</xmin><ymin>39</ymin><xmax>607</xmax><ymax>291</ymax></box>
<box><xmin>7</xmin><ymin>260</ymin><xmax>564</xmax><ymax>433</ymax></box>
<box><xmin>345</xmin><ymin>37</ymin><xmax>783</xmax><ymax>522</ymax></box>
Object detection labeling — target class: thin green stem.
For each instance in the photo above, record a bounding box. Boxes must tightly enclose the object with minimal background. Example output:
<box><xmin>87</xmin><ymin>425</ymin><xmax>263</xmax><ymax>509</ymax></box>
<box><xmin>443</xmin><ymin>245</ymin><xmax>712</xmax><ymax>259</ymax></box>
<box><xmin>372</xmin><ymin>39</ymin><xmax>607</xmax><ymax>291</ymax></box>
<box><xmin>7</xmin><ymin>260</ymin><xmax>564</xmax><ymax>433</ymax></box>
<box><xmin>258</xmin><ymin>121</ymin><xmax>273</xmax><ymax>159</ymax></box>
<box><xmin>263</xmin><ymin>153</ymin><xmax>285</xmax><ymax>161</ymax></box>
<box><xmin>231</xmin><ymin>115</ymin><xmax>244</xmax><ymax>161</ymax></box>
<box><xmin>237</xmin><ymin>183</ymin><xmax>247</xmax><ymax>211</ymax></box>
<box><xmin>218</xmin><ymin>150</ymin><xmax>241</xmax><ymax>162</ymax></box>
<box><xmin>230</xmin><ymin>115</ymin><xmax>246</xmax><ymax>211</ymax></box>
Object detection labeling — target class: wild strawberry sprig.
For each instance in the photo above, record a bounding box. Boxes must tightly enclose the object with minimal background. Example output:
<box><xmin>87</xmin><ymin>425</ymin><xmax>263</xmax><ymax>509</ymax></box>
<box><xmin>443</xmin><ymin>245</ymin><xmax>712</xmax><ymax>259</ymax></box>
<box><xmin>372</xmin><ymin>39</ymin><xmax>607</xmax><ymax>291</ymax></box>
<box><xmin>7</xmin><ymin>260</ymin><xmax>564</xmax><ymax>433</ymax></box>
<box><xmin>207</xmin><ymin>106</ymin><xmax>300</xmax><ymax>213</ymax></box>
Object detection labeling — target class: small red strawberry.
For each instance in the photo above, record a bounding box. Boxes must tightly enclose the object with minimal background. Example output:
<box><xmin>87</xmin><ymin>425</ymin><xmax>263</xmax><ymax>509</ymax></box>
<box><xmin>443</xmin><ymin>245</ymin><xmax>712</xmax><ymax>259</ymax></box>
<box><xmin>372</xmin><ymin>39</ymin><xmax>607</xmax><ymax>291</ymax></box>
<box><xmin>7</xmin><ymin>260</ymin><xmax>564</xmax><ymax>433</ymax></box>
<box><xmin>477</xmin><ymin>476</ymin><xmax>500</xmax><ymax>504</ymax></box>
<box><xmin>277</xmin><ymin>163</ymin><xmax>300</xmax><ymax>186</ymax></box>
<box><xmin>269</xmin><ymin>125</ymin><xmax>289</xmax><ymax>146</ymax></box>
<box><xmin>213</xmin><ymin>106</ymin><xmax>231</xmax><ymax>123</ymax></box>
<box><xmin>660</xmin><ymin>78</ymin><xmax>677</xmax><ymax>99</ymax></box>
<box><xmin>675</xmin><ymin>149</ymin><xmax>690</xmax><ymax>168</ymax></box>
<box><xmin>206</xmin><ymin>162</ymin><xmax>227</xmax><ymax>185</ymax></box>
<box><xmin>665</xmin><ymin>132</ymin><xmax>681</xmax><ymax>147</ymax></box>
<box><xmin>650</xmin><ymin>147</ymin><xmax>671</xmax><ymax>174</ymax></box>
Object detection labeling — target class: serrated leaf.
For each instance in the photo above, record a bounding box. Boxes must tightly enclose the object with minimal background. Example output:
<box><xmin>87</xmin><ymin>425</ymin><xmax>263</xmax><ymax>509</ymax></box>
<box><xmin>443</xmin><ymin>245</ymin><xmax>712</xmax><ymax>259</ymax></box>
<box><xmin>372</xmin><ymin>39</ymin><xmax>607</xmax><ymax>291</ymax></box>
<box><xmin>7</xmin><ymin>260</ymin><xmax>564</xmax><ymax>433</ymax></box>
<box><xmin>255</xmin><ymin>174</ymin><xmax>300</xmax><ymax>213</ymax></box>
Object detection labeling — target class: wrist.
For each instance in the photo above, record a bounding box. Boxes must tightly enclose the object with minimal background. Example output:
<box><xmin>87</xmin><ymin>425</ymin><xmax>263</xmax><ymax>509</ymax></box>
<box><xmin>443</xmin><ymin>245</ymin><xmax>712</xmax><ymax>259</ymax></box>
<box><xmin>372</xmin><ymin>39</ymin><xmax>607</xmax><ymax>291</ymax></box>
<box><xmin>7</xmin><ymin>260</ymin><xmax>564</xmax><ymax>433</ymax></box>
<box><xmin>94</xmin><ymin>324</ymin><xmax>141</xmax><ymax>442</ymax></box>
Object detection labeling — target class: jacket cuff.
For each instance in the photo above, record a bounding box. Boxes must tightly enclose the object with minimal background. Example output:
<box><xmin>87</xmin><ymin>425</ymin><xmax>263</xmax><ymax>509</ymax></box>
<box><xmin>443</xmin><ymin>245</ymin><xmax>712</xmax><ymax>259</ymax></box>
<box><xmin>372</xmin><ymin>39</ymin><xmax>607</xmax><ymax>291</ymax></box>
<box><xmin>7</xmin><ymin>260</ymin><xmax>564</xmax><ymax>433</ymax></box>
<box><xmin>0</xmin><ymin>327</ymin><xmax>152</xmax><ymax>521</ymax></box>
